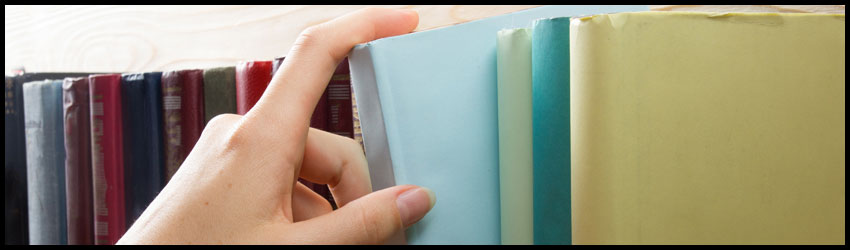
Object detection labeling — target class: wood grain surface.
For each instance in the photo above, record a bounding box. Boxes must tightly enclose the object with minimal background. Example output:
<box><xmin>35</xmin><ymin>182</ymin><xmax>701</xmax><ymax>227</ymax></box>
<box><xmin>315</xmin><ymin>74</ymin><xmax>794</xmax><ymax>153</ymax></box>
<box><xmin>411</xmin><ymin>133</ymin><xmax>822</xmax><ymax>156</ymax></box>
<box><xmin>5</xmin><ymin>5</ymin><xmax>843</xmax><ymax>73</ymax></box>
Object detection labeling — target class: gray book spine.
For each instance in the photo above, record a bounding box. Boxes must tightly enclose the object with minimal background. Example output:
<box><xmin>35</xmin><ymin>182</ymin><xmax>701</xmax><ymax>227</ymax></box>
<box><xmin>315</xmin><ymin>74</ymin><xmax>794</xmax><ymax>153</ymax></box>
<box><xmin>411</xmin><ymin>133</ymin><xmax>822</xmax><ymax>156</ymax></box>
<box><xmin>23</xmin><ymin>80</ymin><xmax>68</xmax><ymax>245</ymax></box>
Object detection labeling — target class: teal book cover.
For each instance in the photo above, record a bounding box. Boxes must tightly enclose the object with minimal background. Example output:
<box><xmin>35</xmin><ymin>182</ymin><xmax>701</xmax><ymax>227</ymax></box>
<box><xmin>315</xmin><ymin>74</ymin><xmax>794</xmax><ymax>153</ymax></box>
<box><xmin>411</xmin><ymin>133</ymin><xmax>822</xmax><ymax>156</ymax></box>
<box><xmin>531</xmin><ymin>17</ymin><xmax>572</xmax><ymax>245</ymax></box>
<box><xmin>350</xmin><ymin>5</ymin><xmax>648</xmax><ymax>244</ymax></box>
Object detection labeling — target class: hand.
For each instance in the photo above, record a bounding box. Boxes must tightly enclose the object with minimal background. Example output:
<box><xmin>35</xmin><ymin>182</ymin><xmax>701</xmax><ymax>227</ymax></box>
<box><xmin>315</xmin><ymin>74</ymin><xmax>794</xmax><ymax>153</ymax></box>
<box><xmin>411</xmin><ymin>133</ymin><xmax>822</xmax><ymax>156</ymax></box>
<box><xmin>117</xmin><ymin>7</ymin><xmax>435</xmax><ymax>245</ymax></box>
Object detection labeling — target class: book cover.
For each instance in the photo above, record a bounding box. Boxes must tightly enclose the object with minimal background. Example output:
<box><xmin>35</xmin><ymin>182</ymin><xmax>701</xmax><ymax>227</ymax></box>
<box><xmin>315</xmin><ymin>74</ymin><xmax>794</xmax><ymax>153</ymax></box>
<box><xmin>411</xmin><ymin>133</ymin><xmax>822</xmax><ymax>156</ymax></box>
<box><xmin>202</xmin><ymin>67</ymin><xmax>237</xmax><ymax>125</ymax></box>
<box><xmin>23</xmin><ymin>79</ymin><xmax>67</xmax><ymax>245</ymax></box>
<box><xmin>496</xmin><ymin>28</ymin><xmax>533</xmax><ymax>245</ymax></box>
<box><xmin>235</xmin><ymin>61</ymin><xmax>272</xmax><ymax>115</ymax></box>
<box><xmin>121</xmin><ymin>72</ymin><xmax>165</xmax><ymax>229</ymax></box>
<box><xmin>63</xmin><ymin>77</ymin><xmax>94</xmax><ymax>245</ymax></box>
<box><xmin>530</xmin><ymin>17</ymin><xmax>572</xmax><ymax>245</ymax></box>
<box><xmin>349</xmin><ymin>5</ymin><xmax>648</xmax><ymax>244</ymax></box>
<box><xmin>178</xmin><ymin>70</ymin><xmax>205</xmax><ymax>161</ymax></box>
<box><xmin>570</xmin><ymin>12</ymin><xmax>845</xmax><ymax>244</ymax></box>
<box><xmin>89</xmin><ymin>74</ymin><xmax>126</xmax><ymax>245</ymax></box>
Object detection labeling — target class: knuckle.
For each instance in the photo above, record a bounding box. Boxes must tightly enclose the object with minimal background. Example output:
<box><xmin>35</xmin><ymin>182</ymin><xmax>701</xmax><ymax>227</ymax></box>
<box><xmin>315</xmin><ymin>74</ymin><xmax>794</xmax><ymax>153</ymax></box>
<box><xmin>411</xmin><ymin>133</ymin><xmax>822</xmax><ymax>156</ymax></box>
<box><xmin>293</xmin><ymin>25</ymin><xmax>326</xmax><ymax>51</ymax></box>
<box><xmin>220</xmin><ymin>117</ymin><xmax>255</xmax><ymax>153</ymax></box>
<box><xmin>206</xmin><ymin>113</ymin><xmax>240</xmax><ymax>129</ymax></box>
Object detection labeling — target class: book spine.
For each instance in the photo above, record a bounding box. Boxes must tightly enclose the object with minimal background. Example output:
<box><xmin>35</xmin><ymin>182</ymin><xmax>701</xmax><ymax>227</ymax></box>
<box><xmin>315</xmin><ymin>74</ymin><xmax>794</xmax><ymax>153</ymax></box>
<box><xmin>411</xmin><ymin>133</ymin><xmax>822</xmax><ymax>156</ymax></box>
<box><xmin>161</xmin><ymin>71</ymin><xmax>183</xmax><ymax>183</ymax></box>
<box><xmin>349</xmin><ymin>45</ymin><xmax>396</xmax><ymax>193</ymax></box>
<box><xmin>24</xmin><ymin>80</ymin><xmax>68</xmax><ymax>245</ymax></box>
<box><xmin>327</xmin><ymin>58</ymin><xmax>353</xmax><ymax>138</ymax></box>
<box><xmin>120</xmin><ymin>72</ymin><xmax>165</xmax><ymax>230</ymax></box>
<box><xmin>89</xmin><ymin>74</ymin><xmax>126</xmax><ymax>245</ymax></box>
<box><xmin>202</xmin><ymin>67</ymin><xmax>237</xmax><ymax>125</ymax></box>
<box><xmin>235</xmin><ymin>61</ymin><xmax>272</xmax><ymax>115</ymax></box>
<box><xmin>531</xmin><ymin>17</ymin><xmax>571</xmax><ymax>245</ymax></box>
<box><xmin>5</xmin><ymin>76</ymin><xmax>30</xmax><ymax>245</ymax></box>
<box><xmin>179</xmin><ymin>70</ymin><xmax>205</xmax><ymax>156</ymax></box>
<box><xmin>496</xmin><ymin>28</ymin><xmax>534</xmax><ymax>245</ymax></box>
<box><xmin>63</xmin><ymin>77</ymin><xmax>94</xmax><ymax>245</ymax></box>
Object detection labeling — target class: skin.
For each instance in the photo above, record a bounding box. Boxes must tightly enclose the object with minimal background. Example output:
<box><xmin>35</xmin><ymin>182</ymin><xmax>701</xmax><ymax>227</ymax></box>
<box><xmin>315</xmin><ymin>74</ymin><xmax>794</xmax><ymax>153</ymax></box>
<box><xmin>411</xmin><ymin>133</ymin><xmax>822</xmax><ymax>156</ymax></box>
<box><xmin>117</xmin><ymin>8</ymin><xmax>435</xmax><ymax>245</ymax></box>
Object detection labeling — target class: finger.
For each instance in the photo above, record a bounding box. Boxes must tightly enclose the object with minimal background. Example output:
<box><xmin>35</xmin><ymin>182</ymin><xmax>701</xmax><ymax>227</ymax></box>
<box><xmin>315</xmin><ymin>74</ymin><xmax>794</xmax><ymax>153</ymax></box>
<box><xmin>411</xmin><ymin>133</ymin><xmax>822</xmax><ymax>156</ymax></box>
<box><xmin>292</xmin><ymin>181</ymin><xmax>333</xmax><ymax>222</ymax></box>
<box><xmin>295</xmin><ymin>185</ymin><xmax>436</xmax><ymax>244</ymax></box>
<box><xmin>245</xmin><ymin>7</ymin><xmax>418</xmax><ymax>132</ymax></box>
<box><xmin>299</xmin><ymin>128</ymin><xmax>371</xmax><ymax>208</ymax></box>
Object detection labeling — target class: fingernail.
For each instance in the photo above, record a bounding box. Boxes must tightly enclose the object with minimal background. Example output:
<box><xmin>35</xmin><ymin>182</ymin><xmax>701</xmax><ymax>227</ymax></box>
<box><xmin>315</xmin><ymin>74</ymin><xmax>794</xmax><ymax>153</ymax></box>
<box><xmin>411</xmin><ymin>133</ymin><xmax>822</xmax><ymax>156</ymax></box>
<box><xmin>396</xmin><ymin>187</ymin><xmax>436</xmax><ymax>228</ymax></box>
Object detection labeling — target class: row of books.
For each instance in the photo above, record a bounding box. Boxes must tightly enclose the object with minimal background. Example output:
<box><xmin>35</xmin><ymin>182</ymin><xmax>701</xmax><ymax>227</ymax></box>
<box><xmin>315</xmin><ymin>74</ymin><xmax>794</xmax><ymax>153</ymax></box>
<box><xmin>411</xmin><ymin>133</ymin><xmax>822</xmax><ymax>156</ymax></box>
<box><xmin>4</xmin><ymin>58</ymin><xmax>357</xmax><ymax>245</ymax></box>
<box><xmin>351</xmin><ymin>6</ymin><xmax>844</xmax><ymax>245</ymax></box>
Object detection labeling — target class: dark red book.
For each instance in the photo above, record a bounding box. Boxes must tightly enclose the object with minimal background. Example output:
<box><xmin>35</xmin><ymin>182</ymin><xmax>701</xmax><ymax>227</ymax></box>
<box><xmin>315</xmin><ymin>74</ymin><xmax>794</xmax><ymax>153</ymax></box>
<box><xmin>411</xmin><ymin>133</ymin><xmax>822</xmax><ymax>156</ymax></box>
<box><xmin>271</xmin><ymin>56</ymin><xmax>329</xmax><ymax>130</ymax></box>
<box><xmin>63</xmin><ymin>77</ymin><xmax>94</xmax><ymax>245</ymax></box>
<box><xmin>88</xmin><ymin>74</ymin><xmax>126</xmax><ymax>245</ymax></box>
<box><xmin>327</xmin><ymin>58</ymin><xmax>353</xmax><ymax>138</ymax></box>
<box><xmin>161</xmin><ymin>70</ymin><xmax>205</xmax><ymax>182</ymax></box>
<box><xmin>271</xmin><ymin>57</ymin><xmax>335</xmax><ymax>208</ymax></box>
<box><xmin>235</xmin><ymin>61</ymin><xmax>272</xmax><ymax>115</ymax></box>
<box><xmin>179</xmin><ymin>70</ymin><xmax>205</xmax><ymax>157</ymax></box>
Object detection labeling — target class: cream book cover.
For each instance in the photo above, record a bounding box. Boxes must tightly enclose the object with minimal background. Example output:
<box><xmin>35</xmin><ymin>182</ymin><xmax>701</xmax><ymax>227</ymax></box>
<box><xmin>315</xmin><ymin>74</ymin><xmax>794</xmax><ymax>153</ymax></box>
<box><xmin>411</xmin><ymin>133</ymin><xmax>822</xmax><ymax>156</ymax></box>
<box><xmin>570</xmin><ymin>12</ymin><xmax>845</xmax><ymax>244</ymax></box>
<box><xmin>497</xmin><ymin>28</ymin><xmax>534</xmax><ymax>245</ymax></box>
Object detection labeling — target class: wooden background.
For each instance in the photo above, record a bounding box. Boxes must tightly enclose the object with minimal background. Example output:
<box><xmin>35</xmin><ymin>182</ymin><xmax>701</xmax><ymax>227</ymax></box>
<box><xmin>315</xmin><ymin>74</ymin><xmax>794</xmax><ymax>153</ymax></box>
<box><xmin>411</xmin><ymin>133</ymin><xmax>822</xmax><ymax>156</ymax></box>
<box><xmin>4</xmin><ymin>5</ymin><xmax>844</xmax><ymax>74</ymax></box>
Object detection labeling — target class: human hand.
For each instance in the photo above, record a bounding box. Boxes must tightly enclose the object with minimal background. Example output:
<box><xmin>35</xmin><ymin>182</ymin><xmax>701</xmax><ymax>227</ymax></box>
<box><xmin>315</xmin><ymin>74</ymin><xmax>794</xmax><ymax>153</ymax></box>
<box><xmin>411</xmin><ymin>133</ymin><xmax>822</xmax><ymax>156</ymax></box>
<box><xmin>117</xmin><ymin>7</ymin><xmax>435</xmax><ymax>244</ymax></box>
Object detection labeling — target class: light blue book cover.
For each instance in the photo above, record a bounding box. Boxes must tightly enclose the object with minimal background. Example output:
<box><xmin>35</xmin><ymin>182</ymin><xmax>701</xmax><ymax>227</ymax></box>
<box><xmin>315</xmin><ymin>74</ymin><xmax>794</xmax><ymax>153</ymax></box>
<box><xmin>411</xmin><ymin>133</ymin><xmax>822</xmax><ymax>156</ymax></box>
<box><xmin>350</xmin><ymin>5</ymin><xmax>648</xmax><ymax>244</ymax></box>
<box><xmin>23</xmin><ymin>79</ymin><xmax>68</xmax><ymax>245</ymax></box>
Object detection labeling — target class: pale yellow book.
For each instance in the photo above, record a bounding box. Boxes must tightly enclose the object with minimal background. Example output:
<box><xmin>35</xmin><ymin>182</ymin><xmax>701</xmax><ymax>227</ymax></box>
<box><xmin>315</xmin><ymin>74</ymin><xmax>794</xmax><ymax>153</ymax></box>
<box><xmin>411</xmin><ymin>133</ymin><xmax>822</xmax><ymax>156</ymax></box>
<box><xmin>570</xmin><ymin>12</ymin><xmax>845</xmax><ymax>244</ymax></box>
<box><xmin>496</xmin><ymin>28</ymin><xmax>534</xmax><ymax>245</ymax></box>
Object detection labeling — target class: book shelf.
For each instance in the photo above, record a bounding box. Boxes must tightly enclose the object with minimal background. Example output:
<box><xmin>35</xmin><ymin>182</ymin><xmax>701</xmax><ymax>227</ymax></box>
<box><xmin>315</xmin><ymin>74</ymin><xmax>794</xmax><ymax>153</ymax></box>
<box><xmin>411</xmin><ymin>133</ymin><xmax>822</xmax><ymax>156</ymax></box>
<box><xmin>5</xmin><ymin>5</ymin><xmax>845</xmax><ymax>245</ymax></box>
<box><xmin>5</xmin><ymin>5</ymin><xmax>843</xmax><ymax>74</ymax></box>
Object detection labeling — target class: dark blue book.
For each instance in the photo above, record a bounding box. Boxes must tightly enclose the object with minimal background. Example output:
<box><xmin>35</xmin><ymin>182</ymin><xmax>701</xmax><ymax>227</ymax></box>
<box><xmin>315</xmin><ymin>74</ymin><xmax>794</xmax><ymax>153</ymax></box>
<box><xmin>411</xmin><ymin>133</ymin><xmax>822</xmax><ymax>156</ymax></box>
<box><xmin>121</xmin><ymin>72</ymin><xmax>165</xmax><ymax>229</ymax></box>
<box><xmin>5</xmin><ymin>75</ymin><xmax>29</xmax><ymax>245</ymax></box>
<box><xmin>23</xmin><ymin>79</ymin><xmax>67</xmax><ymax>245</ymax></box>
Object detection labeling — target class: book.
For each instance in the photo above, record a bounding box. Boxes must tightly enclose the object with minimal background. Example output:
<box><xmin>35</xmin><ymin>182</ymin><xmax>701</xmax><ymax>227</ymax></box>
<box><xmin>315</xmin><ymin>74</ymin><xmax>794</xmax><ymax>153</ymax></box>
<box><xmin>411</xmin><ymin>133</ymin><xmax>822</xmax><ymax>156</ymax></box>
<box><xmin>570</xmin><ymin>12</ymin><xmax>845</xmax><ymax>244</ymax></box>
<box><xmin>5</xmin><ymin>75</ymin><xmax>29</xmax><ymax>245</ymax></box>
<box><xmin>327</xmin><ymin>58</ymin><xmax>352</xmax><ymax>138</ymax></box>
<box><xmin>271</xmin><ymin>56</ymin><xmax>335</xmax><ymax>208</ymax></box>
<box><xmin>203</xmin><ymin>67</ymin><xmax>237</xmax><ymax>125</ymax></box>
<box><xmin>352</xmin><ymin>90</ymin><xmax>364</xmax><ymax>150</ymax></box>
<box><xmin>235</xmin><ymin>61</ymin><xmax>272</xmax><ymax>115</ymax></box>
<box><xmin>496</xmin><ymin>28</ymin><xmax>533</xmax><ymax>245</ymax></box>
<box><xmin>530</xmin><ymin>17</ymin><xmax>572</xmax><ymax>245</ymax></box>
<box><xmin>89</xmin><ymin>74</ymin><xmax>126</xmax><ymax>245</ymax></box>
<box><xmin>349</xmin><ymin>5</ymin><xmax>648</xmax><ymax>244</ymax></box>
<box><xmin>121</xmin><ymin>72</ymin><xmax>165</xmax><ymax>229</ymax></box>
<box><xmin>162</xmin><ymin>70</ymin><xmax>205</xmax><ymax>182</ymax></box>
<box><xmin>6</xmin><ymin>72</ymin><xmax>94</xmax><ymax>245</ymax></box>
<box><xmin>63</xmin><ymin>77</ymin><xmax>94</xmax><ymax>245</ymax></box>
<box><xmin>23</xmin><ymin>79</ymin><xmax>67</xmax><ymax>245</ymax></box>
<box><xmin>271</xmin><ymin>56</ymin><xmax>331</xmax><ymax>131</ymax></box>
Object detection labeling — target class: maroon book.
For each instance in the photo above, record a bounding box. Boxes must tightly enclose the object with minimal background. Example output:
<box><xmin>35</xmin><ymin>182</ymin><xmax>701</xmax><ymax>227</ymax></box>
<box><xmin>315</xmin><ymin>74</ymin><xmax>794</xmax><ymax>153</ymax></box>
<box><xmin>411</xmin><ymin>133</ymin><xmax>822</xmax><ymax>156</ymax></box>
<box><xmin>327</xmin><ymin>58</ymin><xmax>353</xmax><ymax>138</ymax></box>
<box><xmin>63</xmin><ymin>77</ymin><xmax>94</xmax><ymax>245</ymax></box>
<box><xmin>271</xmin><ymin>56</ymin><xmax>335</xmax><ymax>208</ymax></box>
<box><xmin>161</xmin><ymin>70</ymin><xmax>205</xmax><ymax>182</ymax></box>
<box><xmin>89</xmin><ymin>74</ymin><xmax>126</xmax><ymax>245</ymax></box>
<box><xmin>179</xmin><ymin>70</ymin><xmax>205</xmax><ymax>157</ymax></box>
<box><xmin>235</xmin><ymin>61</ymin><xmax>272</xmax><ymax>115</ymax></box>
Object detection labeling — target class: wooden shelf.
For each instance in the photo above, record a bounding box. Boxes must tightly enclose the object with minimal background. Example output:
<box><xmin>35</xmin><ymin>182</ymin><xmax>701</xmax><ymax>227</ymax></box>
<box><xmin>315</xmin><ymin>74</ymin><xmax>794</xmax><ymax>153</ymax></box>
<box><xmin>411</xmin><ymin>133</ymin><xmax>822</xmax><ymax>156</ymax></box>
<box><xmin>5</xmin><ymin>5</ymin><xmax>843</xmax><ymax>73</ymax></box>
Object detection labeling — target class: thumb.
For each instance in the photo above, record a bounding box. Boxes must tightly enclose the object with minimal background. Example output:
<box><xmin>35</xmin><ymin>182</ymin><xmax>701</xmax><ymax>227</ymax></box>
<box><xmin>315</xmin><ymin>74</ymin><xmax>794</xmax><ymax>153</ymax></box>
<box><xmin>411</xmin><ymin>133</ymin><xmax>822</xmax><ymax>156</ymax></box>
<box><xmin>297</xmin><ymin>185</ymin><xmax>436</xmax><ymax>244</ymax></box>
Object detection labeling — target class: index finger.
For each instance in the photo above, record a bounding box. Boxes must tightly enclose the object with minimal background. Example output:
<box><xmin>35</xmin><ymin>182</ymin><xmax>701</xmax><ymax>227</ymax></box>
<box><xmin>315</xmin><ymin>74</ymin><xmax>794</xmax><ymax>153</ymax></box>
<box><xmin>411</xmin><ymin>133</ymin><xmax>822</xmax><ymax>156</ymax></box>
<box><xmin>244</xmin><ymin>7</ymin><xmax>419</xmax><ymax>134</ymax></box>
